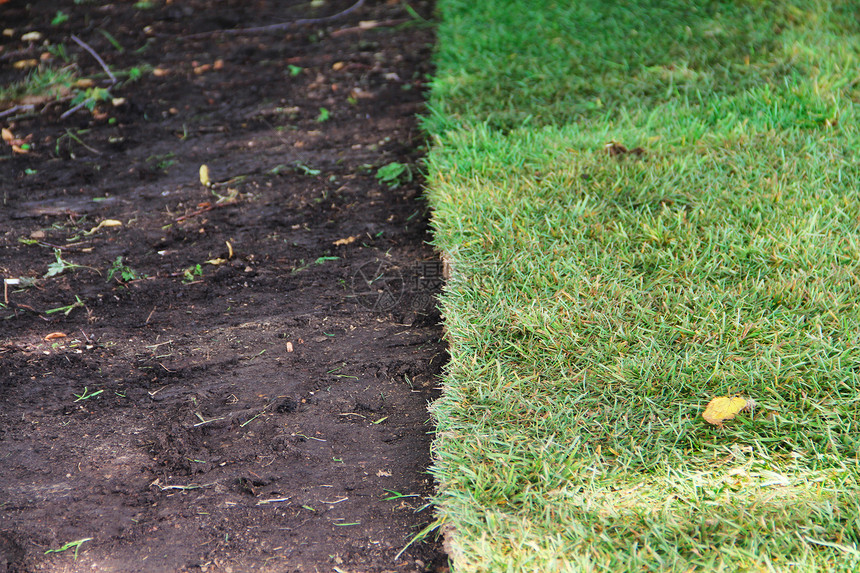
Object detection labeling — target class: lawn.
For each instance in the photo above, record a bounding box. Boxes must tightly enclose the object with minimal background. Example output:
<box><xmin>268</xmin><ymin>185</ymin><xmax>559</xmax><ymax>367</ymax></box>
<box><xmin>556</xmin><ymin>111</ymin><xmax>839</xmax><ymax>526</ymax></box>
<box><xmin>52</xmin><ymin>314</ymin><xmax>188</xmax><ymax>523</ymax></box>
<box><xmin>424</xmin><ymin>1</ymin><xmax>860</xmax><ymax>571</ymax></box>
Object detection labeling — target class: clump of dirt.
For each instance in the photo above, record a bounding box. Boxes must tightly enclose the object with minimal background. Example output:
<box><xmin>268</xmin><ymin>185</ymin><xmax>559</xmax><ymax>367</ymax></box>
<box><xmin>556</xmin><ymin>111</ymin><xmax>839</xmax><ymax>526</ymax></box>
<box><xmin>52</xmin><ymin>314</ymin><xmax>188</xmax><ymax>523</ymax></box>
<box><xmin>0</xmin><ymin>1</ymin><xmax>447</xmax><ymax>571</ymax></box>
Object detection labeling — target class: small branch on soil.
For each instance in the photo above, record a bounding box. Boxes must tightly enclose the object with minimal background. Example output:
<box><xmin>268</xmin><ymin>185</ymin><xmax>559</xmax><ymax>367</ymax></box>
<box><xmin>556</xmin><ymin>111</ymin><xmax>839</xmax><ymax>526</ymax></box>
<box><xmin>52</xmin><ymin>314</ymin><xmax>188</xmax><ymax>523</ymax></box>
<box><xmin>70</xmin><ymin>35</ymin><xmax>117</xmax><ymax>85</ymax></box>
<box><xmin>329</xmin><ymin>18</ymin><xmax>409</xmax><ymax>37</ymax></box>
<box><xmin>256</xmin><ymin>497</ymin><xmax>291</xmax><ymax>505</ymax></box>
<box><xmin>59</xmin><ymin>101</ymin><xmax>91</xmax><ymax>121</ymax></box>
<box><xmin>0</xmin><ymin>46</ymin><xmax>39</xmax><ymax>63</ymax></box>
<box><xmin>183</xmin><ymin>0</ymin><xmax>366</xmax><ymax>39</ymax></box>
<box><xmin>0</xmin><ymin>104</ymin><xmax>36</xmax><ymax>119</ymax></box>
<box><xmin>174</xmin><ymin>200</ymin><xmax>240</xmax><ymax>223</ymax></box>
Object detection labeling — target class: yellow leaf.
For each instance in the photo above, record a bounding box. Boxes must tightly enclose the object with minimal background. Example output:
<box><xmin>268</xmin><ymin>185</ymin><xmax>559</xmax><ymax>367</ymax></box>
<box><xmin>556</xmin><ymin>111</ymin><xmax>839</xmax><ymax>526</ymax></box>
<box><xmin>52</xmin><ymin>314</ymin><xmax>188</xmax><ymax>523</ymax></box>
<box><xmin>332</xmin><ymin>235</ymin><xmax>357</xmax><ymax>246</ymax></box>
<box><xmin>13</xmin><ymin>59</ymin><xmax>38</xmax><ymax>69</ymax></box>
<box><xmin>702</xmin><ymin>396</ymin><xmax>749</xmax><ymax>426</ymax></box>
<box><xmin>85</xmin><ymin>219</ymin><xmax>122</xmax><ymax>235</ymax></box>
<box><xmin>199</xmin><ymin>164</ymin><xmax>211</xmax><ymax>187</ymax></box>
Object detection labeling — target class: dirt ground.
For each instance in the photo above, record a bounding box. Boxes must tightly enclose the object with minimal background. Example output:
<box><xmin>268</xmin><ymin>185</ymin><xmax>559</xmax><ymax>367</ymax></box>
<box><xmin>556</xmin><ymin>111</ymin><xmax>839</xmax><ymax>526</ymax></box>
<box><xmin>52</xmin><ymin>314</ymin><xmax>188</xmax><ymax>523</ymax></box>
<box><xmin>0</xmin><ymin>1</ymin><xmax>448</xmax><ymax>571</ymax></box>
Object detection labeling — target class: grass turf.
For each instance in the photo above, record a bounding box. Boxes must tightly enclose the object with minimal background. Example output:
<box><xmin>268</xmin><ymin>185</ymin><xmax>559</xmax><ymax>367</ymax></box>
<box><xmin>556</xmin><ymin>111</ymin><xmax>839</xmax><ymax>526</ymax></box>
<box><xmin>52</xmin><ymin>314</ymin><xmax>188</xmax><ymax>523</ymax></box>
<box><xmin>424</xmin><ymin>1</ymin><xmax>860</xmax><ymax>570</ymax></box>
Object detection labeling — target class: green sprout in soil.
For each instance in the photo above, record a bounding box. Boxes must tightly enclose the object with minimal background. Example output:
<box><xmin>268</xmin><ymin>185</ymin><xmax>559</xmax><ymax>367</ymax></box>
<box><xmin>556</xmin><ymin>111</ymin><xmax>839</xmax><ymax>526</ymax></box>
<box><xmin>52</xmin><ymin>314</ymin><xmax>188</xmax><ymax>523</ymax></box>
<box><xmin>106</xmin><ymin>256</ymin><xmax>144</xmax><ymax>283</ymax></box>
<box><xmin>51</xmin><ymin>11</ymin><xmax>70</xmax><ymax>26</ymax></box>
<box><xmin>382</xmin><ymin>489</ymin><xmax>420</xmax><ymax>501</ymax></box>
<box><xmin>0</xmin><ymin>67</ymin><xmax>77</xmax><ymax>105</ymax></box>
<box><xmin>45</xmin><ymin>249</ymin><xmax>90</xmax><ymax>278</ymax></box>
<box><xmin>69</xmin><ymin>86</ymin><xmax>112</xmax><ymax>112</ymax></box>
<box><xmin>375</xmin><ymin>162</ymin><xmax>413</xmax><ymax>189</ymax></box>
<box><xmin>45</xmin><ymin>538</ymin><xmax>92</xmax><ymax>560</ymax></box>
<box><xmin>73</xmin><ymin>387</ymin><xmax>103</xmax><ymax>402</ymax></box>
<box><xmin>183</xmin><ymin>264</ymin><xmax>203</xmax><ymax>283</ymax></box>
<box><xmin>45</xmin><ymin>295</ymin><xmax>86</xmax><ymax>316</ymax></box>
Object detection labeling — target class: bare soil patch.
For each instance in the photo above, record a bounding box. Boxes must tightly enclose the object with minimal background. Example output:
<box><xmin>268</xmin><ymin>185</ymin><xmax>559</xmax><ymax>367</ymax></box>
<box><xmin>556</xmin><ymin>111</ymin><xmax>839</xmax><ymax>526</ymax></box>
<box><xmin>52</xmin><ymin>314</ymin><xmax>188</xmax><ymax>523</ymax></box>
<box><xmin>0</xmin><ymin>2</ymin><xmax>447</xmax><ymax>571</ymax></box>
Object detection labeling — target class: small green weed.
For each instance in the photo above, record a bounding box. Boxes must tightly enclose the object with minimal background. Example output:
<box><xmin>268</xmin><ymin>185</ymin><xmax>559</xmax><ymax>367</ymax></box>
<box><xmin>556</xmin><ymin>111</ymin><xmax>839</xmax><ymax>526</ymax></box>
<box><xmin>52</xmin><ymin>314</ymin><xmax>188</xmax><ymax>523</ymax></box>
<box><xmin>0</xmin><ymin>67</ymin><xmax>76</xmax><ymax>104</ymax></box>
<box><xmin>45</xmin><ymin>295</ymin><xmax>85</xmax><ymax>316</ymax></box>
<box><xmin>295</xmin><ymin>162</ymin><xmax>321</xmax><ymax>176</ymax></box>
<box><xmin>73</xmin><ymin>387</ymin><xmax>103</xmax><ymax>402</ymax></box>
<box><xmin>45</xmin><ymin>538</ymin><xmax>92</xmax><ymax>560</ymax></box>
<box><xmin>183</xmin><ymin>264</ymin><xmax>203</xmax><ymax>283</ymax></box>
<box><xmin>45</xmin><ymin>249</ymin><xmax>87</xmax><ymax>278</ymax></box>
<box><xmin>69</xmin><ymin>86</ymin><xmax>112</xmax><ymax>111</ymax></box>
<box><xmin>97</xmin><ymin>29</ymin><xmax>124</xmax><ymax>53</ymax></box>
<box><xmin>106</xmin><ymin>256</ymin><xmax>143</xmax><ymax>283</ymax></box>
<box><xmin>45</xmin><ymin>43</ymin><xmax>70</xmax><ymax>62</ymax></box>
<box><xmin>375</xmin><ymin>162</ymin><xmax>412</xmax><ymax>188</ymax></box>
<box><xmin>146</xmin><ymin>153</ymin><xmax>176</xmax><ymax>172</ymax></box>
<box><xmin>315</xmin><ymin>107</ymin><xmax>330</xmax><ymax>122</ymax></box>
<box><xmin>51</xmin><ymin>11</ymin><xmax>70</xmax><ymax>26</ymax></box>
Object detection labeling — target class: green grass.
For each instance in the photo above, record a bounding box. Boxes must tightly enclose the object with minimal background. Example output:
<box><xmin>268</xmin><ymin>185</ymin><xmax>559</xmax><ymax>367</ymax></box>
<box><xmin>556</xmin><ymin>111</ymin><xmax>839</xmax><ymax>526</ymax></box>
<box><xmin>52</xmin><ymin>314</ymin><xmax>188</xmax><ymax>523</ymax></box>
<box><xmin>0</xmin><ymin>67</ymin><xmax>78</xmax><ymax>105</ymax></box>
<box><xmin>425</xmin><ymin>1</ymin><xmax>860</xmax><ymax>571</ymax></box>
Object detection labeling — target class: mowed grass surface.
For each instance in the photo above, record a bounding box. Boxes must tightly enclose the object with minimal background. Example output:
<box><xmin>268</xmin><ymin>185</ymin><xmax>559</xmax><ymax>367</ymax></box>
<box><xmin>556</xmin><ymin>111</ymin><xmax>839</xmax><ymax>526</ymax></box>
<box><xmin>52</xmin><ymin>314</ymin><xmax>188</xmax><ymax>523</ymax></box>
<box><xmin>425</xmin><ymin>1</ymin><xmax>860</xmax><ymax>571</ymax></box>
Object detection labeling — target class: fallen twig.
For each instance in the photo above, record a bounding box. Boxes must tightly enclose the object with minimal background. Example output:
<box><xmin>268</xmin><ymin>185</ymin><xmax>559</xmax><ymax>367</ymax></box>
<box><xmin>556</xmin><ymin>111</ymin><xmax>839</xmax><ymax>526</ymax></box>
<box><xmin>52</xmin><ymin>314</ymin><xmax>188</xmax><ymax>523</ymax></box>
<box><xmin>330</xmin><ymin>18</ymin><xmax>409</xmax><ymax>37</ymax></box>
<box><xmin>59</xmin><ymin>101</ymin><xmax>90</xmax><ymax>120</ymax></box>
<box><xmin>256</xmin><ymin>497</ymin><xmax>291</xmax><ymax>505</ymax></box>
<box><xmin>174</xmin><ymin>199</ymin><xmax>239</xmax><ymax>223</ymax></box>
<box><xmin>0</xmin><ymin>104</ymin><xmax>36</xmax><ymax>119</ymax></box>
<box><xmin>184</xmin><ymin>0</ymin><xmax>366</xmax><ymax>39</ymax></box>
<box><xmin>71</xmin><ymin>34</ymin><xmax>117</xmax><ymax>84</ymax></box>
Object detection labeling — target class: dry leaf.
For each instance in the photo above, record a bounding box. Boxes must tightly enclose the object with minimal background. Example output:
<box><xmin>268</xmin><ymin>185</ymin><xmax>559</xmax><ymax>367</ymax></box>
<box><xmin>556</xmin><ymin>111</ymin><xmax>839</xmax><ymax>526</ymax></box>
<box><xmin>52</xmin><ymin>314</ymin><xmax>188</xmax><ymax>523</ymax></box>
<box><xmin>286</xmin><ymin>341</ymin><xmax>294</xmax><ymax>352</ymax></box>
<box><xmin>702</xmin><ymin>396</ymin><xmax>751</xmax><ymax>426</ymax></box>
<box><xmin>44</xmin><ymin>332</ymin><xmax>67</xmax><ymax>341</ymax></box>
<box><xmin>13</xmin><ymin>59</ymin><xmax>38</xmax><ymax>69</ymax></box>
<box><xmin>332</xmin><ymin>235</ymin><xmax>357</xmax><ymax>246</ymax></box>
<box><xmin>605</xmin><ymin>141</ymin><xmax>646</xmax><ymax>158</ymax></box>
<box><xmin>1</xmin><ymin>128</ymin><xmax>13</xmax><ymax>143</ymax></box>
<box><xmin>199</xmin><ymin>164</ymin><xmax>211</xmax><ymax>187</ymax></box>
<box><xmin>85</xmin><ymin>219</ymin><xmax>122</xmax><ymax>234</ymax></box>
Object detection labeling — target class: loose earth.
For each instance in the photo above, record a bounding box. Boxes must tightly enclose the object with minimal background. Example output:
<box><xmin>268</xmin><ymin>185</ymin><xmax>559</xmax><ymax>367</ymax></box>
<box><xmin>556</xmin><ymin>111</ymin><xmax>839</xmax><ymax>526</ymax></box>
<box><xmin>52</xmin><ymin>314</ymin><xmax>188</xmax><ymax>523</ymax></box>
<box><xmin>0</xmin><ymin>1</ymin><xmax>447</xmax><ymax>571</ymax></box>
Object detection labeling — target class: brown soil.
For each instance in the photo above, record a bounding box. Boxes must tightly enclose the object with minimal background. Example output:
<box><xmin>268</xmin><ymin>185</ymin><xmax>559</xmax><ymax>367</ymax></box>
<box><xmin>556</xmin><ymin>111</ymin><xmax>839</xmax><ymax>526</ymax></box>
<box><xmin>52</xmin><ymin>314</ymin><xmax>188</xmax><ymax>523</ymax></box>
<box><xmin>0</xmin><ymin>2</ymin><xmax>447</xmax><ymax>571</ymax></box>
